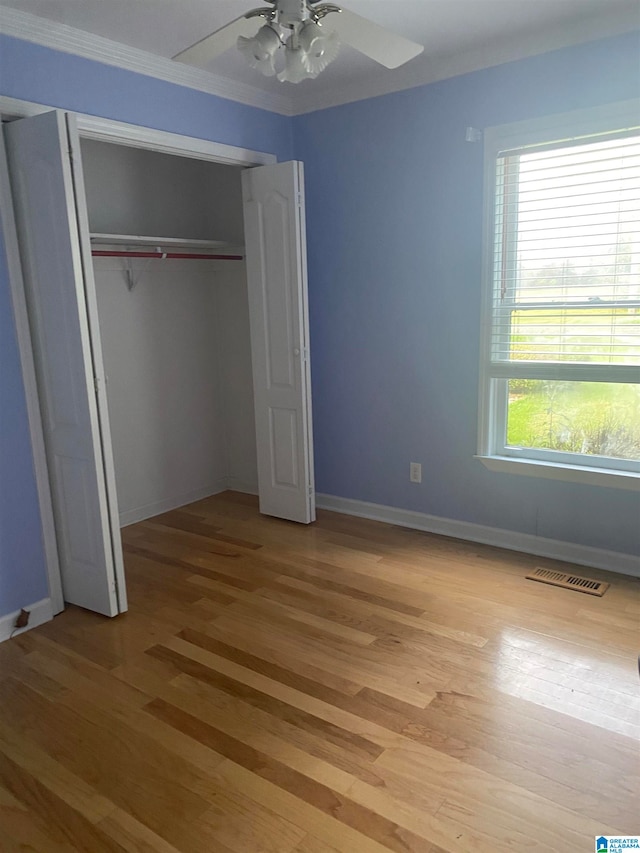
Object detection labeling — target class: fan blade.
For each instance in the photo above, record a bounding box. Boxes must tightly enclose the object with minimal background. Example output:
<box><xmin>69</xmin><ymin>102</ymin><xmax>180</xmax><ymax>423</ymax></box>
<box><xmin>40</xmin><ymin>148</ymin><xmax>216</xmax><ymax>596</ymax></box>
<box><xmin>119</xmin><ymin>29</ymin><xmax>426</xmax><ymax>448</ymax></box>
<box><xmin>325</xmin><ymin>8</ymin><xmax>423</xmax><ymax>69</ymax></box>
<box><xmin>173</xmin><ymin>13</ymin><xmax>264</xmax><ymax>67</ymax></box>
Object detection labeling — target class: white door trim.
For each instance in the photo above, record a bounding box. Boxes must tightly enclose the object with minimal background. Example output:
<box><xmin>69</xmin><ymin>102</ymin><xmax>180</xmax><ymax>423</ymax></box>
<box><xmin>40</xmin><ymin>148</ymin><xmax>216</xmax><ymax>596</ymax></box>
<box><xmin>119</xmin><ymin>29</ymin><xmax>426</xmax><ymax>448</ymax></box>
<box><xmin>0</xmin><ymin>94</ymin><xmax>279</xmax><ymax>614</ymax></box>
<box><xmin>76</xmin><ymin>115</ymin><xmax>277</xmax><ymax>166</ymax></box>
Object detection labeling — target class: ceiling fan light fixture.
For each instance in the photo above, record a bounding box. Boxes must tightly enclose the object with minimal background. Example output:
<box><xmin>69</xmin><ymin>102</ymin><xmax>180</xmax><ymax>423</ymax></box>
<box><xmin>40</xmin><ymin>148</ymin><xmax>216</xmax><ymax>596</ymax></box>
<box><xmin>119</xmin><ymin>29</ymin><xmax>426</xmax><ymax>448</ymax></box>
<box><xmin>237</xmin><ymin>23</ymin><xmax>281</xmax><ymax>76</ymax></box>
<box><xmin>175</xmin><ymin>0</ymin><xmax>425</xmax><ymax>84</ymax></box>
<box><xmin>298</xmin><ymin>20</ymin><xmax>340</xmax><ymax>75</ymax></box>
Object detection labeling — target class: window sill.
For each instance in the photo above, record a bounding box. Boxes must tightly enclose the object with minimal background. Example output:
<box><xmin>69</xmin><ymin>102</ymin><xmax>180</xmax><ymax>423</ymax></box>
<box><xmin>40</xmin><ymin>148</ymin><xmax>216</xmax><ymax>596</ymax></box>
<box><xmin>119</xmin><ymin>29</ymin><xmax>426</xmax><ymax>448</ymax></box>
<box><xmin>475</xmin><ymin>455</ymin><xmax>640</xmax><ymax>491</ymax></box>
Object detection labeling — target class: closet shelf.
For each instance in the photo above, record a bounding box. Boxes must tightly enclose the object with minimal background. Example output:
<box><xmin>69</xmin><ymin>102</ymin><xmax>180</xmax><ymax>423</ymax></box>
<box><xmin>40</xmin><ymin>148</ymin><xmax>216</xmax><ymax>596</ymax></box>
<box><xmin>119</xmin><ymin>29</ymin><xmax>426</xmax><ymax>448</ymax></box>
<box><xmin>90</xmin><ymin>233</ymin><xmax>242</xmax><ymax>252</ymax></box>
<box><xmin>90</xmin><ymin>234</ymin><xmax>244</xmax><ymax>288</ymax></box>
<box><xmin>90</xmin><ymin>233</ymin><xmax>244</xmax><ymax>273</ymax></box>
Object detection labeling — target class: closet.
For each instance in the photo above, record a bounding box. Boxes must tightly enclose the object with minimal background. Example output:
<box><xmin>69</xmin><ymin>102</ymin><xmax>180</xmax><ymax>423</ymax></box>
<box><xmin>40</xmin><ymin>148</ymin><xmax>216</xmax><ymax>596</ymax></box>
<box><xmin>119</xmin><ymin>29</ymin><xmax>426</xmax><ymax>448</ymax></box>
<box><xmin>4</xmin><ymin>109</ymin><xmax>315</xmax><ymax>621</ymax></box>
<box><xmin>82</xmin><ymin>139</ymin><xmax>259</xmax><ymax>528</ymax></box>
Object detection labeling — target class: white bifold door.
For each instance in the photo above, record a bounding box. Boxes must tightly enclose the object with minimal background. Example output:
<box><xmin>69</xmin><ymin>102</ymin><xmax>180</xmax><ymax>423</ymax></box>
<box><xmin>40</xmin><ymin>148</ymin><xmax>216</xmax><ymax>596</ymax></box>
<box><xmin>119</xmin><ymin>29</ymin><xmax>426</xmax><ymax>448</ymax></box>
<box><xmin>5</xmin><ymin>110</ymin><xmax>126</xmax><ymax>616</ymax></box>
<box><xmin>243</xmin><ymin>161</ymin><xmax>315</xmax><ymax>525</ymax></box>
<box><xmin>4</xmin><ymin>109</ymin><xmax>315</xmax><ymax>617</ymax></box>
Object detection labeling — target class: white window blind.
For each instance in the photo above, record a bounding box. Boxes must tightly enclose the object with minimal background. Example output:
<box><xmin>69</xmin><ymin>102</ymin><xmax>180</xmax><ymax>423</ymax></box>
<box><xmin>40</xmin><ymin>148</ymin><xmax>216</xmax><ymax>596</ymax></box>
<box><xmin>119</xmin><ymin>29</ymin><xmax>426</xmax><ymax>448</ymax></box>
<box><xmin>491</xmin><ymin>133</ymin><xmax>640</xmax><ymax>371</ymax></box>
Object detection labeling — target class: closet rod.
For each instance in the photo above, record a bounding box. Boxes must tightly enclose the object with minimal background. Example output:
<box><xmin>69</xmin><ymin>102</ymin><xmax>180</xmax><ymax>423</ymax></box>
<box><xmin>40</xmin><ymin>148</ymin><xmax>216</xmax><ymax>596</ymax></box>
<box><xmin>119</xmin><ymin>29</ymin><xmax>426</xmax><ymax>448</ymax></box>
<box><xmin>91</xmin><ymin>250</ymin><xmax>243</xmax><ymax>261</ymax></box>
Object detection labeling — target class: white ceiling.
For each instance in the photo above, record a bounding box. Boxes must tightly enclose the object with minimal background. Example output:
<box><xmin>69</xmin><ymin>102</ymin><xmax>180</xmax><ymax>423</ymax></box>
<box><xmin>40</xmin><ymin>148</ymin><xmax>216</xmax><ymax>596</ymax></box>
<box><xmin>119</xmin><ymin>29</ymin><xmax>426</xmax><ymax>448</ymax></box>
<box><xmin>1</xmin><ymin>0</ymin><xmax>639</xmax><ymax>114</ymax></box>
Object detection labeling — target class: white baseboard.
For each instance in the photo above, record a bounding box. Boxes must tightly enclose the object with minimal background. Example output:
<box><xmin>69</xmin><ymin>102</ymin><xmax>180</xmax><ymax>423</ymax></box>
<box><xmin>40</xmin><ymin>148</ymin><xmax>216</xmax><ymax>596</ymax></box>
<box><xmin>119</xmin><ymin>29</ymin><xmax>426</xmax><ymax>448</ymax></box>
<box><xmin>316</xmin><ymin>493</ymin><xmax>640</xmax><ymax>578</ymax></box>
<box><xmin>119</xmin><ymin>480</ymin><xmax>228</xmax><ymax>527</ymax></box>
<box><xmin>0</xmin><ymin>597</ymin><xmax>53</xmax><ymax>644</ymax></box>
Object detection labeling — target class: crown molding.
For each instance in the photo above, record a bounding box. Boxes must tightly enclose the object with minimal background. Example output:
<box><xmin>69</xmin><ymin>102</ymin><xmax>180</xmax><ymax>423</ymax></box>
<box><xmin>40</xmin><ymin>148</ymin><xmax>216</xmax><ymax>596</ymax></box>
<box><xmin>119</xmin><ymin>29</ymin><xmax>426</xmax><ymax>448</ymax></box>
<box><xmin>291</xmin><ymin>5</ymin><xmax>640</xmax><ymax>115</ymax></box>
<box><xmin>0</xmin><ymin>5</ymin><xmax>295</xmax><ymax>116</ymax></box>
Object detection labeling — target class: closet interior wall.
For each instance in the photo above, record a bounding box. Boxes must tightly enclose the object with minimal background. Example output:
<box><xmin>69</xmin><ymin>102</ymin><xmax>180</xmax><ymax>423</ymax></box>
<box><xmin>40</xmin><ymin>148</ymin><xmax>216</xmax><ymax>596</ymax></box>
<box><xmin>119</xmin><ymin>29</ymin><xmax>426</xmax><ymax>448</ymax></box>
<box><xmin>81</xmin><ymin>139</ymin><xmax>258</xmax><ymax>526</ymax></box>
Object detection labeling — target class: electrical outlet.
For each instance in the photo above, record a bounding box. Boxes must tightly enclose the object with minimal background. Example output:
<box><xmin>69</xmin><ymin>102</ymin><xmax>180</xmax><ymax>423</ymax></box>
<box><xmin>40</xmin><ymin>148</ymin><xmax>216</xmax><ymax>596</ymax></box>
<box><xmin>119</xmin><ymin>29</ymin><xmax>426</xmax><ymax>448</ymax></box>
<box><xmin>410</xmin><ymin>462</ymin><xmax>422</xmax><ymax>483</ymax></box>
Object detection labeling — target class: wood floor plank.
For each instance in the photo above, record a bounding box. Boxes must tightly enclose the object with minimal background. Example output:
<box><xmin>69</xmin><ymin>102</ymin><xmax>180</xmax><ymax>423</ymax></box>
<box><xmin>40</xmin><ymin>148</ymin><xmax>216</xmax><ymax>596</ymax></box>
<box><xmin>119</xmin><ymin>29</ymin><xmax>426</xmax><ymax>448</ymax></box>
<box><xmin>152</xmin><ymin>508</ymin><xmax>264</xmax><ymax>551</ymax></box>
<box><xmin>124</xmin><ymin>543</ymin><xmax>255</xmax><ymax>589</ymax></box>
<box><xmin>0</xmin><ymin>679</ymin><xmax>212</xmax><ymax>839</ymax></box>
<box><xmin>173</xmin><ymin>798</ymin><xmax>304</xmax><ymax>853</ymax></box>
<box><xmin>0</xmin><ymin>720</ymin><xmax>115</xmax><ymax>825</ymax></box>
<box><xmin>19</xmin><ymin>652</ymin><xmax>229</xmax><ymax>786</ymax></box>
<box><xmin>145</xmin><ymin>697</ymin><xmax>437</xmax><ymax>853</ymax></box>
<box><xmin>0</xmin><ymin>491</ymin><xmax>637</xmax><ymax>852</ymax></box>
<box><xmin>220</xmin><ymin>591</ymin><xmax>380</xmax><ymax>646</ymax></box>
<box><xmin>0</xmin><ymin>750</ymin><xmax>125</xmax><ymax>853</ymax></box>
<box><xmin>97</xmin><ymin>808</ymin><xmax>186</xmax><ymax>853</ymax></box>
<box><xmin>146</xmin><ymin>643</ymin><xmax>385</xmax><ymax>759</ymax></box>
<box><xmin>207</xmin><ymin>608</ymin><xmax>437</xmax><ymax>707</ymax></box>
<box><xmin>149</xmin><ymin>634</ymin><xmax>434</xmax><ymax>745</ymax></box>
<box><xmin>175</xmin><ymin>674</ymin><xmax>388</xmax><ymax>788</ymax></box>
<box><xmin>216</xmin><ymin>758</ymin><xmax>395</xmax><ymax>853</ymax></box>
<box><xmin>176</xmin><ymin>604</ymin><xmax>366</xmax><ymax>696</ymax></box>
<box><xmin>294</xmin><ymin>836</ymin><xmax>343</xmax><ymax>853</ymax></box>
<box><xmin>256</xmin><ymin>577</ymin><xmax>488</xmax><ymax>648</ymax></box>
<box><xmin>0</xmin><ymin>785</ymin><xmax>84</xmax><ymax>853</ymax></box>
<box><xmin>373</xmin><ymin>746</ymin><xmax>623</xmax><ymax>847</ymax></box>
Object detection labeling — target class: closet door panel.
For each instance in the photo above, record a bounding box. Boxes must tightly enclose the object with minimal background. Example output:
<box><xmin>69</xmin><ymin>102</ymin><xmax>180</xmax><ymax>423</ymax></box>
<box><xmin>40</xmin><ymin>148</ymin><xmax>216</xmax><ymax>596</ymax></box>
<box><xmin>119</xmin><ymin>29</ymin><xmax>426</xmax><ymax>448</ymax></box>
<box><xmin>242</xmin><ymin>160</ymin><xmax>315</xmax><ymax>524</ymax></box>
<box><xmin>5</xmin><ymin>110</ymin><xmax>124</xmax><ymax>616</ymax></box>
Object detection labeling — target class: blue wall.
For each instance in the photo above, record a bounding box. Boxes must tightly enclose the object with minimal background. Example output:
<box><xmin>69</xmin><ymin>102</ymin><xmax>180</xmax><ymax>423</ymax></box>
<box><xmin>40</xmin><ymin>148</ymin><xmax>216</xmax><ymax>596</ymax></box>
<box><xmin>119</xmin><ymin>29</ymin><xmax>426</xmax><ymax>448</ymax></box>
<box><xmin>294</xmin><ymin>31</ymin><xmax>640</xmax><ymax>556</ymax></box>
<box><xmin>0</xmin><ymin>36</ymin><xmax>293</xmax><ymax>617</ymax></box>
<box><xmin>0</xmin><ymin>31</ymin><xmax>638</xmax><ymax>619</ymax></box>
<box><xmin>0</xmin><ymin>35</ymin><xmax>294</xmax><ymax>158</ymax></box>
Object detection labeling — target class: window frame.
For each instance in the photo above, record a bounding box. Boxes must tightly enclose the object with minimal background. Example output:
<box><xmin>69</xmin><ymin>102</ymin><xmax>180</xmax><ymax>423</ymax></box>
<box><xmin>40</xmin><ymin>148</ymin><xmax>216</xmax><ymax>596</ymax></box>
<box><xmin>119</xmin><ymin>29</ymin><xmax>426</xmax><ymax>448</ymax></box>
<box><xmin>477</xmin><ymin>99</ymin><xmax>640</xmax><ymax>489</ymax></box>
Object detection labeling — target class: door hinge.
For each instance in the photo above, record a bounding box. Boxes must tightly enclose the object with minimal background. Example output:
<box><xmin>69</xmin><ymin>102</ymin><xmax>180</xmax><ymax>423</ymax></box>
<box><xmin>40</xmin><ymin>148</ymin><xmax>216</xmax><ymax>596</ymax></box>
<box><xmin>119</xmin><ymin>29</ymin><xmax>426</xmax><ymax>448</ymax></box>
<box><xmin>93</xmin><ymin>376</ymin><xmax>100</xmax><ymax>394</ymax></box>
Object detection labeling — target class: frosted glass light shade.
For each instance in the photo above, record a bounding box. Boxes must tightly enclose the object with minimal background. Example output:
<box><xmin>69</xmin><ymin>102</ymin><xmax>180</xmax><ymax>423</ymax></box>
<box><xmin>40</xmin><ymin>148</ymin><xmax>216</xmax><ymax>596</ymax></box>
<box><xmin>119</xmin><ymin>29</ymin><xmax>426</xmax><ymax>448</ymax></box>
<box><xmin>277</xmin><ymin>43</ymin><xmax>315</xmax><ymax>83</ymax></box>
<box><xmin>298</xmin><ymin>21</ymin><xmax>340</xmax><ymax>75</ymax></box>
<box><xmin>237</xmin><ymin>24</ymin><xmax>281</xmax><ymax>76</ymax></box>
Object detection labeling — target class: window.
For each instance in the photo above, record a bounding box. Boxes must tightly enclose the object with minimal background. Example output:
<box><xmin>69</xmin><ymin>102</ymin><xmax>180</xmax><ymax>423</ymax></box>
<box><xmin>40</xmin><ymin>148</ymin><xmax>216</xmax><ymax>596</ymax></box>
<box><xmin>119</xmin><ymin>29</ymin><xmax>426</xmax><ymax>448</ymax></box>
<box><xmin>478</xmin><ymin>102</ymin><xmax>640</xmax><ymax>487</ymax></box>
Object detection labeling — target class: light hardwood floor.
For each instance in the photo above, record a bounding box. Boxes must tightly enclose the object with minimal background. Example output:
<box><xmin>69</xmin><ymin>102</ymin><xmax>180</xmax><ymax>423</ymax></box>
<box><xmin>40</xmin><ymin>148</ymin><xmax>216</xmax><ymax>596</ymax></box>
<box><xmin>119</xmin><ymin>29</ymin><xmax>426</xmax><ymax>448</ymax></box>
<box><xmin>1</xmin><ymin>491</ymin><xmax>638</xmax><ymax>852</ymax></box>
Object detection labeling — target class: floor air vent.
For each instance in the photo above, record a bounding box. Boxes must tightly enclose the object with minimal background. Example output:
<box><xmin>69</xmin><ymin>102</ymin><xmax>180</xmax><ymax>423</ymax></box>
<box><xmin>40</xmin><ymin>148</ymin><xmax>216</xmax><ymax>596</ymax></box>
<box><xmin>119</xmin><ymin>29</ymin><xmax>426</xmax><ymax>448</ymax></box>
<box><xmin>525</xmin><ymin>568</ymin><xmax>609</xmax><ymax>596</ymax></box>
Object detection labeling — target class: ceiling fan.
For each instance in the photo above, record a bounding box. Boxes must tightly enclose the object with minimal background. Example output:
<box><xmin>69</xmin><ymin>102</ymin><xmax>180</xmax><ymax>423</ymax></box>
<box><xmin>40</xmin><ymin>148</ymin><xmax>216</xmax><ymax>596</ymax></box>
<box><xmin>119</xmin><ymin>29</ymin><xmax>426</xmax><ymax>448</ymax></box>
<box><xmin>173</xmin><ymin>0</ymin><xmax>424</xmax><ymax>83</ymax></box>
